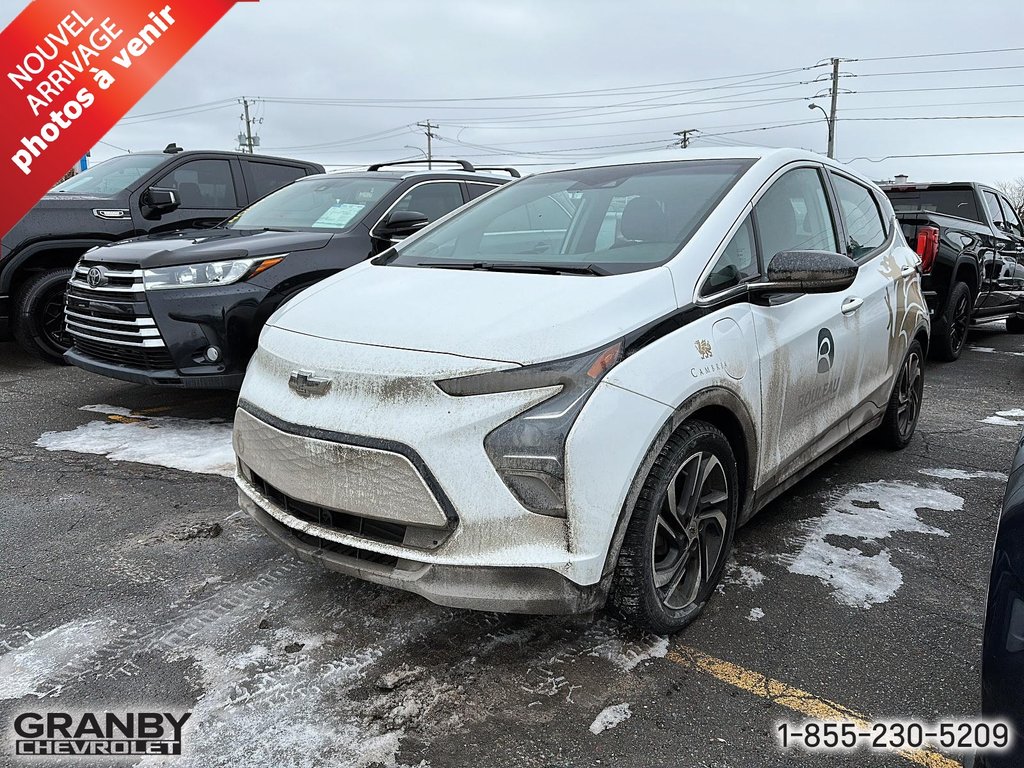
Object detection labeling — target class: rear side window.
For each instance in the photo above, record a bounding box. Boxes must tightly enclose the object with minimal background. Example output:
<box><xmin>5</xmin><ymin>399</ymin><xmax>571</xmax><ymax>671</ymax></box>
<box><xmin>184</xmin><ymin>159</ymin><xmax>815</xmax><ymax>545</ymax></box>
<box><xmin>983</xmin><ymin>190</ymin><xmax>1005</xmax><ymax>225</ymax></box>
<box><xmin>831</xmin><ymin>174</ymin><xmax>886</xmax><ymax>259</ymax></box>
<box><xmin>248</xmin><ymin>162</ymin><xmax>307</xmax><ymax>200</ymax></box>
<box><xmin>701</xmin><ymin>215</ymin><xmax>759</xmax><ymax>296</ymax></box>
<box><xmin>155</xmin><ymin>159</ymin><xmax>237</xmax><ymax>209</ymax></box>
<box><xmin>754</xmin><ymin>168</ymin><xmax>838</xmax><ymax>260</ymax></box>
<box><xmin>467</xmin><ymin>182</ymin><xmax>500</xmax><ymax>200</ymax></box>
<box><xmin>1000</xmin><ymin>195</ymin><xmax>1023</xmax><ymax>237</ymax></box>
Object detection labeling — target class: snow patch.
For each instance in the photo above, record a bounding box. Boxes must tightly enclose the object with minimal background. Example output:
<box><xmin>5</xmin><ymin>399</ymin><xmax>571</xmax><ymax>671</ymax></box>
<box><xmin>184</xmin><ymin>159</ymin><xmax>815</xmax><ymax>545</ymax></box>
<box><xmin>589</xmin><ymin>702</ymin><xmax>631</xmax><ymax>735</ymax></box>
<box><xmin>969</xmin><ymin>346</ymin><xmax>1024</xmax><ymax>357</ymax></box>
<box><xmin>0</xmin><ymin>616</ymin><xmax>115</xmax><ymax>699</ymax></box>
<box><xmin>919</xmin><ymin>468</ymin><xmax>1008</xmax><ymax>481</ymax></box>
<box><xmin>787</xmin><ymin>482</ymin><xmax>961</xmax><ymax>609</ymax></box>
<box><xmin>723</xmin><ymin>564</ymin><xmax>766</xmax><ymax>590</ymax></box>
<box><xmin>36</xmin><ymin>405</ymin><xmax>234</xmax><ymax>476</ymax></box>
<box><xmin>982</xmin><ymin>409</ymin><xmax>1024</xmax><ymax>427</ymax></box>
<box><xmin>747</xmin><ymin>608</ymin><xmax>765</xmax><ymax>622</ymax></box>
<box><xmin>588</xmin><ymin>631</ymin><xmax>668</xmax><ymax>672</ymax></box>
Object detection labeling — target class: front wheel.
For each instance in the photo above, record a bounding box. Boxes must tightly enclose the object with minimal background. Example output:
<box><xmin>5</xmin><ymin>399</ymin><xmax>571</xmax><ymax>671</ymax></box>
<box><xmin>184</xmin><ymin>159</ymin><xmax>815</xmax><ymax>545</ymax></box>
<box><xmin>610</xmin><ymin>420</ymin><xmax>738</xmax><ymax>634</ymax></box>
<box><xmin>12</xmin><ymin>268</ymin><xmax>74</xmax><ymax>364</ymax></box>
<box><xmin>931</xmin><ymin>281</ymin><xmax>971</xmax><ymax>361</ymax></box>
<box><xmin>878</xmin><ymin>340</ymin><xmax>925</xmax><ymax>450</ymax></box>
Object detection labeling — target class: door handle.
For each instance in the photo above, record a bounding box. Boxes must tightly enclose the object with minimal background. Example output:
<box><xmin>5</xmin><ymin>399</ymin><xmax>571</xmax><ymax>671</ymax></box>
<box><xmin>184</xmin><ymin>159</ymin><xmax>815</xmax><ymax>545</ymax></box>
<box><xmin>901</xmin><ymin>265</ymin><xmax>917</xmax><ymax>277</ymax></box>
<box><xmin>841</xmin><ymin>297</ymin><xmax>864</xmax><ymax>315</ymax></box>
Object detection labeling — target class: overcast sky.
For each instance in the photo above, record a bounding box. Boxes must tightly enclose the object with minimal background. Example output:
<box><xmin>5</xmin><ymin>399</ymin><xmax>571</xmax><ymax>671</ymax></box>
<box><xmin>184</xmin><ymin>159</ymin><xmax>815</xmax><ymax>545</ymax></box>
<box><xmin>4</xmin><ymin>0</ymin><xmax>1024</xmax><ymax>184</ymax></box>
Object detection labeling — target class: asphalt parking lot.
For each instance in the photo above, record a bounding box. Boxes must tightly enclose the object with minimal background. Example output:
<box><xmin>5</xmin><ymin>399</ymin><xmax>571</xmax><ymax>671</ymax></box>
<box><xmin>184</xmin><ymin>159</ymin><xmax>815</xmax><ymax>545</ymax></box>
<box><xmin>1</xmin><ymin>324</ymin><xmax>1021</xmax><ymax>768</ymax></box>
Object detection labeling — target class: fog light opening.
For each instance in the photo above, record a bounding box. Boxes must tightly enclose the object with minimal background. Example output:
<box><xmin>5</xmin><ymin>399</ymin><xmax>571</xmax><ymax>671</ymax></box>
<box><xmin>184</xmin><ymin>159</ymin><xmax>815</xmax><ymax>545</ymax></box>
<box><xmin>206</xmin><ymin>346</ymin><xmax>222</xmax><ymax>363</ymax></box>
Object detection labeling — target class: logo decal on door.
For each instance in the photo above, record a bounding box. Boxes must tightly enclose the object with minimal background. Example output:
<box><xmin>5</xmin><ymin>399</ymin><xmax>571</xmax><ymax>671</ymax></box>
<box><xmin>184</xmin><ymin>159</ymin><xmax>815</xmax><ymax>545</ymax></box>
<box><xmin>817</xmin><ymin>328</ymin><xmax>835</xmax><ymax>373</ymax></box>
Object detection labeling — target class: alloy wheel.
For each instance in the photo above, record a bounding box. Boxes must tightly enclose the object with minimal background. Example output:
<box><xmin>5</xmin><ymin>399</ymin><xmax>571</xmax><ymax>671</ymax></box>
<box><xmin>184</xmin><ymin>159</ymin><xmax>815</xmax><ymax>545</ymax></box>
<box><xmin>40</xmin><ymin>285</ymin><xmax>71</xmax><ymax>356</ymax></box>
<box><xmin>652</xmin><ymin>451</ymin><xmax>729</xmax><ymax>611</ymax></box>
<box><xmin>896</xmin><ymin>349</ymin><xmax>923</xmax><ymax>440</ymax></box>
<box><xmin>949</xmin><ymin>291</ymin><xmax>969</xmax><ymax>354</ymax></box>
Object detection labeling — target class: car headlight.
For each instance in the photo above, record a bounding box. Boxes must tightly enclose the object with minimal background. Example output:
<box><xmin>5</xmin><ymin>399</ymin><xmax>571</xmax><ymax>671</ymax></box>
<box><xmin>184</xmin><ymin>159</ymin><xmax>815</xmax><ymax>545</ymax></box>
<box><xmin>436</xmin><ymin>341</ymin><xmax>623</xmax><ymax>517</ymax></box>
<box><xmin>142</xmin><ymin>255</ymin><xmax>284</xmax><ymax>290</ymax></box>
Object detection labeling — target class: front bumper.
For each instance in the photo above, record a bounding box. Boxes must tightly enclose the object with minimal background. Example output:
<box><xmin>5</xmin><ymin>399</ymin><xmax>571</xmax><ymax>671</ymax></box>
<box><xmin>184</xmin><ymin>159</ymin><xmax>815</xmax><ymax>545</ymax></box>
<box><xmin>64</xmin><ymin>347</ymin><xmax>245</xmax><ymax>388</ymax></box>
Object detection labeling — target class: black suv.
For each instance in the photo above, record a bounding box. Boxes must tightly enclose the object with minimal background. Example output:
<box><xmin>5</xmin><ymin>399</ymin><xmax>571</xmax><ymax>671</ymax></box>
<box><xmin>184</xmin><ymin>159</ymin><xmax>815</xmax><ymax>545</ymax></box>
<box><xmin>63</xmin><ymin>159</ymin><xmax>518</xmax><ymax>389</ymax></box>
<box><xmin>0</xmin><ymin>145</ymin><xmax>323</xmax><ymax>363</ymax></box>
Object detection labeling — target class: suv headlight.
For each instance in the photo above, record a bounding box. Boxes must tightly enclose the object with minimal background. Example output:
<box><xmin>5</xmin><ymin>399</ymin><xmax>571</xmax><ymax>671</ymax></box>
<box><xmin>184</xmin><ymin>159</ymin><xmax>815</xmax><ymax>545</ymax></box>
<box><xmin>436</xmin><ymin>341</ymin><xmax>623</xmax><ymax>517</ymax></box>
<box><xmin>142</xmin><ymin>256</ymin><xmax>284</xmax><ymax>290</ymax></box>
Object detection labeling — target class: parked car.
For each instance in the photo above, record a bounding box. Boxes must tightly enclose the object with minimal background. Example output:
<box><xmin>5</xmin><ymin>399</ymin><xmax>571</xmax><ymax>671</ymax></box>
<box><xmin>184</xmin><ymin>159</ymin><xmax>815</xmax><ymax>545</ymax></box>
<box><xmin>880</xmin><ymin>181</ymin><xmax>1024</xmax><ymax>361</ymax></box>
<box><xmin>233</xmin><ymin>147</ymin><xmax>929</xmax><ymax>632</ymax></box>
<box><xmin>0</xmin><ymin>144</ymin><xmax>323</xmax><ymax>364</ymax></box>
<box><xmin>63</xmin><ymin>160</ymin><xmax>517</xmax><ymax>389</ymax></box>
<box><xmin>973</xmin><ymin>435</ymin><xmax>1024</xmax><ymax>767</ymax></box>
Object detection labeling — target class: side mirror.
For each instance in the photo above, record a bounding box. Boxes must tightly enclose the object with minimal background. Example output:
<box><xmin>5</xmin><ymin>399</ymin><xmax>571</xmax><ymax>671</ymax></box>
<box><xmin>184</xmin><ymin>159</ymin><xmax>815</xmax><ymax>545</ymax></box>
<box><xmin>376</xmin><ymin>210</ymin><xmax>430</xmax><ymax>241</ymax></box>
<box><xmin>142</xmin><ymin>187</ymin><xmax>180</xmax><ymax>214</ymax></box>
<box><xmin>754</xmin><ymin>250</ymin><xmax>859</xmax><ymax>294</ymax></box>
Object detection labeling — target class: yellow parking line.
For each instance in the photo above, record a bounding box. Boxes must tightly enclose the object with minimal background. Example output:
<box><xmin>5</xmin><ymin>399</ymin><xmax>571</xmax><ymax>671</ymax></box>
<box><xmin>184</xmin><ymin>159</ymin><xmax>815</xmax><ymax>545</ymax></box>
<box><xmin>666</xmin><ymin>646</ymin><xmax>960</xmax><ymax>768</ymax></box>
<box><xmin>105</xmin><ymin>414</ymin><xmax>146</xmax><ymax>424</ymax></box>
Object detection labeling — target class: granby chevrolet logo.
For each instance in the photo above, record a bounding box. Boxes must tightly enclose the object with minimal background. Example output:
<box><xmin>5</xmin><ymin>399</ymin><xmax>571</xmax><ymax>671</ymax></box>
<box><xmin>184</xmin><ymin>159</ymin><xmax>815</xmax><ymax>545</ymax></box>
<box><xmin>12</xmin><ymin>710</ymin><xmax>191</xmax><ymax>756</ymax></box>
<box><xmin>288</xmin><ymin>369</ymin><xmax>331</xmax><ymax>397</ymax></box>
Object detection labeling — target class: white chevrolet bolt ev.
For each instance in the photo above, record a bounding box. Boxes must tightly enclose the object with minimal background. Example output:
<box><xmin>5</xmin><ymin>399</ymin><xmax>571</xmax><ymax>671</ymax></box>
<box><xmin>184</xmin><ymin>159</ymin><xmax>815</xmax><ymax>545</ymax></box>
<box><xmin>233</xmin><ymin>148</ymin><xmax>929</xmax><ymax>632</ymax></box>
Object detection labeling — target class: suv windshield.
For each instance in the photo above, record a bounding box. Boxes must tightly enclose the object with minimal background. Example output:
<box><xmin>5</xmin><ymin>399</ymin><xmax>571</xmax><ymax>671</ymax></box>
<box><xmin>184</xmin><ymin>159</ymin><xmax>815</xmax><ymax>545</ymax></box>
<box><xmin>51</xmin><ymin>154</ymin><xmax>167</xmax><ymax>195</ymax></box>
<box><xmin>226</xmin><ymin>176</ymin><xmax>398</xmax><ymax>231</ymax></box>
<box><xmin>387</xmin><ymin>159</ymin><xmax>753</xmax><ymax>275</ymax></box>
<box><xmin>885</xmin><ymin>187</ymin><xmax>982</xmax><ymax>223</ymax></box>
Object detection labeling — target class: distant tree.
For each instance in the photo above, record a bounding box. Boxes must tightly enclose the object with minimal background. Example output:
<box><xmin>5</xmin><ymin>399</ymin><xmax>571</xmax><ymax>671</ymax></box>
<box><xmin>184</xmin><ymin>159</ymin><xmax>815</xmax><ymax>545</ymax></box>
<box><xmin>995</xmin><ymin>177</ymin><xmax>1024</xmax><ymax>217</ymax></box>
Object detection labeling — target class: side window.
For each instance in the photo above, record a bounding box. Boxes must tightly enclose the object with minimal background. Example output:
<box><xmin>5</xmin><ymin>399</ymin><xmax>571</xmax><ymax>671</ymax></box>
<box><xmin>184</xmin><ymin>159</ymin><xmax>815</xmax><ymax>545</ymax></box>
<box><xmin>754</xmin><ymin>167</ymin><xmax>837</xmax><ymax>261</ymax></box>
<box><xmin>983</xmin><ymin>190</ymin><xmax>1005</xmax><ymax>226</ymax></box>
<box><xmin>154</xmin><ymin>159</ymin><xmax>236</xmax><ymax>209</ymax></box>
<box><xmin>1000</xmin><ymin>195</ymin><xmax>1023</xmax><ymax>237</ymax></box>
<box><xmin>467</xmin><ymin>182</ymin><xmax>499</xmax><ymax>200</ymax></box>
<box><xmin>831</xmin><ymin>174</ymin><xmax>887</xmax><ymax>259</ymax></box>
<box><xmin>248</xmin><ymin>162</ymin><xmax>306</xmax><ymax>200</ymax></box>
<box><xmin>701</xmin><ymin>216</ymin><xmax>758</xmax><ymax>296</ymax></box>
<box><xmin>391</xmin><ymin>182</ymin><xmax>464</xmax><ymax>223</ymax></box>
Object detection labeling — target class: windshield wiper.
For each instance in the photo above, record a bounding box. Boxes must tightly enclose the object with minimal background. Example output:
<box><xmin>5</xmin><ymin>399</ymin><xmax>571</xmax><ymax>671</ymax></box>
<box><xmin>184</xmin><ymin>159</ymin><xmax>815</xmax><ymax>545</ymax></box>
<box><xmin>414</xmin><ymin>261</ymin><xmax>609</xmax><ymax>276</ymax></box>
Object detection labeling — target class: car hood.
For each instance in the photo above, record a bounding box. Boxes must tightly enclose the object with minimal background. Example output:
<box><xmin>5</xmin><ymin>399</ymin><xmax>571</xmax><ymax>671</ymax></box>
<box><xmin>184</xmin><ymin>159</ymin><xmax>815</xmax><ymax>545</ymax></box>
<box><xmin>267</xmin><ymin>261</ymin><xmax>679</xmax><ymax>365</ymax></box>
<box><xmin>84</xmin><ymin>228</ymin><xmax>335</xmax><ymax>267</ymax></box>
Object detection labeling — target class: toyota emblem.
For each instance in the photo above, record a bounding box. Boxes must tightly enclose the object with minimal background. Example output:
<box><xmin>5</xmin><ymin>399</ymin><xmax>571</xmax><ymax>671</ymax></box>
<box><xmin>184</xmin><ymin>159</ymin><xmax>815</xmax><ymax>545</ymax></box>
<box><xmin>86</xmin><ymin>266</ymin><xmax>107</xmax><ymax>288</ymax></box>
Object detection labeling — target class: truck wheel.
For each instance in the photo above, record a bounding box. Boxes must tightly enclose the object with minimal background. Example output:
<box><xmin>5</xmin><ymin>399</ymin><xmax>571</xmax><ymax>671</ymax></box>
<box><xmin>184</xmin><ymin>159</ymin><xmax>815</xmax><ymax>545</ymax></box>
<box><xmin>1006</xmin><ymin>316</ymin><xmax>1024</xmax><ymax>334</ymax></box>
<box><xmin>12</xmin><ymin>268</ymin><xmax>73</xmax><ymax>364</ymax></box>
<box><xmin>878</xmin><ymin>340</ymin><xmax>924</xmax><ymax>450</ymax></box>
<box><xmin>609</xmin><ymin>420</ymin><xmax>738</xmax><ymax>634</ymax></box>
<box><xmin>931</xmin><ymin>281</ymin><xmax>971</xmax><ymax>361</ymax></box>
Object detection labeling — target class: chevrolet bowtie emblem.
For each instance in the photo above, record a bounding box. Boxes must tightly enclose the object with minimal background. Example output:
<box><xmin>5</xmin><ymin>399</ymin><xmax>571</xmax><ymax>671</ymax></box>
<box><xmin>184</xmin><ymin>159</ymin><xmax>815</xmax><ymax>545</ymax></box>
<box><xmin>288</xmin><ymin>370</ymin><xmax>331</xmax><ymax>397</ymax></box>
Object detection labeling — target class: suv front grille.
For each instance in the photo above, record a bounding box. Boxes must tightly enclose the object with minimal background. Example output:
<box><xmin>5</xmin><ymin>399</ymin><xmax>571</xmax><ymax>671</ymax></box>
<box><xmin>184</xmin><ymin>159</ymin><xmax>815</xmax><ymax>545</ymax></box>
<box><xmin>66</xmin><ymin>261</ymin><xmax>174</xmax><ymax>371</ymax></box>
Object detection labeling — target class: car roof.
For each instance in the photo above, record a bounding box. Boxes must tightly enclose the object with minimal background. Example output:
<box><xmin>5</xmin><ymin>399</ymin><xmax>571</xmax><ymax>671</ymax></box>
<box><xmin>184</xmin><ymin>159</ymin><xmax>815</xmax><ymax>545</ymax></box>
<box><xmin>562</xmin><ymin>146</ymin><xmax>879</xmax><ymax>186</ymax></box>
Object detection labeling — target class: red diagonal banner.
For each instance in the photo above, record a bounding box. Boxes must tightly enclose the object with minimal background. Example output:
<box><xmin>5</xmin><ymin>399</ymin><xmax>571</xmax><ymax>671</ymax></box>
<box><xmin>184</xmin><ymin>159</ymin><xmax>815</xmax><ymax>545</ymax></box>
<box><xmin>0</xmin><ymin>0</ymin><xmax>255</xmax><ymax>238</ymax></box>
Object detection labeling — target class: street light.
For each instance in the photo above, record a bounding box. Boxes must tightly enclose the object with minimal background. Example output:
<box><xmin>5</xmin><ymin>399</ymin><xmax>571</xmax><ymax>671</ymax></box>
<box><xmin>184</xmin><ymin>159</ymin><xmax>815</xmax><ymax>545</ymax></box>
<box><xmin>808</xmin><ymin>103</ymin><xmax>834</xmax><ymax>159</ymax></box>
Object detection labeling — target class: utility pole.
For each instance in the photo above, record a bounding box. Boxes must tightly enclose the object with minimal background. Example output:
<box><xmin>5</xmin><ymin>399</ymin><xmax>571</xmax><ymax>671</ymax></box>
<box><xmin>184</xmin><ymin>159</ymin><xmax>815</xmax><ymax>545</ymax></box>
<box><xmin>238</xmin><ymin>98</ymin><xmax>260</xmax><ymax>154</ymax></box>
<box><xmin>674</xmin><ymin>128</ymin><xmax>698</xmax><ymax>149</ymax></box>
<box><xmin>827</xmin><ymin>58</ymin><xmax>840</xmax><ymax>159</ymax></box>
<box><xmin>416</xmin><ymin>120</ymin><xmax>437</xmax><ymax>168</ymax></box>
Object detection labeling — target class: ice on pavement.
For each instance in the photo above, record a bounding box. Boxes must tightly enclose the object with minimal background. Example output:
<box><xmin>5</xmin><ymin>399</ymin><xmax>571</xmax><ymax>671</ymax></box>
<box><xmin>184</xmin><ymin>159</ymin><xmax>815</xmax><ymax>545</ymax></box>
<box><xmin>787</xmin><ymin>482</ymin><xmax>961</xmax><ymax>609</ymax></box>
<box><xmin>35</xmin><ymin>404</ymin><xmax>234</xmax><ymax>476</ymax></box>
<box><xmin>0</xmin><ymin>616</ymin><xmax>116</xmax><ymax>699</ymax></box>
<box><xmin>589</xmin><ymin>702</ymin><xmax>632</xmax><ymax>735</ymax></box>
<box><xmin>981</xmin><ymin>408</ymin><xmax>1024</xmax><ymax>427</ymax></box>
<box><xmin>919</xmin><ymin>468</ymin><xmax>1008</xmax><ymax>481</ymax></box>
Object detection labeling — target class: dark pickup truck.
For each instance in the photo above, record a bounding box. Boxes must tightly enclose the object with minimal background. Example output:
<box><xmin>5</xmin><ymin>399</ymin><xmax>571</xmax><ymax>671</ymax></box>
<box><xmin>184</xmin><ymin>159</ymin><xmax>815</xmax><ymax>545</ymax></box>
<box><xmin>0</xmin><ymin>145</ymin><xmax>323</xmax><ymax>363</ymax></box>
<box><xmin>880</xmin><ymin>181</ymin><xmax>1024</xmax><ymax>361</ymax></box>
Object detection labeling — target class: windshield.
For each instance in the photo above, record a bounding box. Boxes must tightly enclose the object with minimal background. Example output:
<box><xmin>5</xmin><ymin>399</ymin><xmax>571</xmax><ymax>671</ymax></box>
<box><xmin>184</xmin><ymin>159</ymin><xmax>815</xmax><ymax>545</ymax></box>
<box><xmin>226</xmin><ymin>176</ymin><xmax>399</xmax><ymax>231</ymax></box>
<box><xmin>387</xmin><ymin>159</ymin><xmax>753</xmax><ymax>275</ymax></box>
<box><xmin>885</xmin><ymin>187</ymin><xmax>982</xmax><ymax>223</ymax></box>
<box><xmin>51</xmin><ymin>154</ymin><xmax>166</xmax><ymax>195</ymax></box>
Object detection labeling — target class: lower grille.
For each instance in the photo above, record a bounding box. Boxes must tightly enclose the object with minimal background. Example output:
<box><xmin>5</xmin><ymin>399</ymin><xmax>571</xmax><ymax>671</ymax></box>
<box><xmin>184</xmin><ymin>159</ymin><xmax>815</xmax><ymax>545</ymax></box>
<box><xmin>293</xmin><ymin>530</ymin><xmax>400</xmax><ymax>568</ymax></box>
<box><xmin>71</xmin><ymin>336</ymin><xmax>175</xmax><ymax>369</ymax></box>
<box><xmin>250</xmin><ymin>470</ymin><xmax>408</xmax><ymax>546</ymax></box>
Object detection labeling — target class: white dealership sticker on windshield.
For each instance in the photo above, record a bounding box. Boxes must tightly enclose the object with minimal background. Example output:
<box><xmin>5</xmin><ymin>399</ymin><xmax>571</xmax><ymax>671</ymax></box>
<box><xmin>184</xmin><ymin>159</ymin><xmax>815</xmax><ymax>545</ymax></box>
<box><xmin>312</xmin><ymin>203</ymin><xmax>365</xmax><ymax>228</ymax></box>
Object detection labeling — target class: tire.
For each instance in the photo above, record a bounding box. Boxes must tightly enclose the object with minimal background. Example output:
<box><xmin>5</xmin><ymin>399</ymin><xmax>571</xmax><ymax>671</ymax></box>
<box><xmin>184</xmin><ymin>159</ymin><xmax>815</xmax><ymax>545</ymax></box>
<box><xmin>1006</xmin><ymin>316</ymin><xmax>1024</xmax><ymax>334</ymax></box>
<box><xmin>12</xmin><ymin>268</ymin><xmax>74</xmax><ymax>364</ymax></box>
<box><xmin>877</xmin><ymin>340</ymin><xmax>925</xmax><ymax>450</ymax></box>
<box><xmin>609</xmin><ymin>420</ymin><xmax>739</xmax><ymax>634</ymax></box>
<box><xmin>931</xmin><ymin>281</ymin><xmax>971</xmax><ymax>361</ymax></box>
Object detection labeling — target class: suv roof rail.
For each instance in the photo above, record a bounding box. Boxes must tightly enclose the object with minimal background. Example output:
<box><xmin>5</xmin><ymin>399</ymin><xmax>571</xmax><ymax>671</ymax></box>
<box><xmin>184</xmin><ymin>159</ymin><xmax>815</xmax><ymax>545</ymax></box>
<box><xmin>367</xmin><ymin>158</ymin><xmax>476</xmax><ymax>173</ymax></box>
<box><xmin>473</xmin><ymin>166</ymin><xmax>521</xmax><ymax>178</ymax></box>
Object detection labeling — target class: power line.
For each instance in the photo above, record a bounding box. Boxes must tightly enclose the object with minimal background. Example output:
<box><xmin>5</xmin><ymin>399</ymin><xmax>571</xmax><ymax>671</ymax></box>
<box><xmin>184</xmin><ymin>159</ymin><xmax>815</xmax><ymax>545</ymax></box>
<box><xmin>845</xmin><ymin>150</ymin><xmax>1024</xmax><ymax>163</ymax></box>
<box><xmin>849</xmin><ymin>46</ymin><xmax>1024</xmax><ymax>63</ymax></box>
